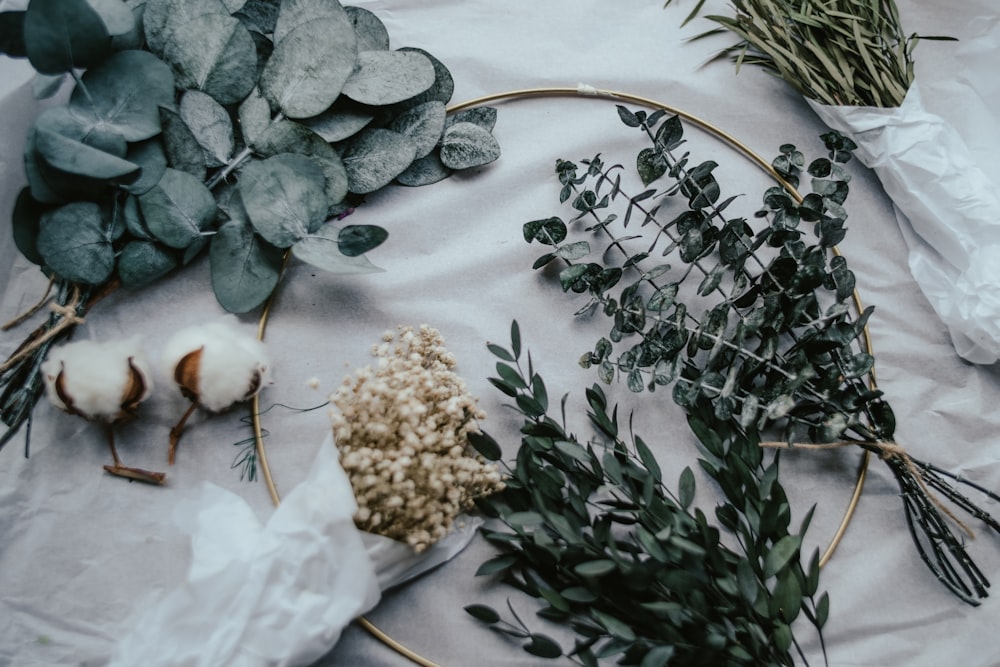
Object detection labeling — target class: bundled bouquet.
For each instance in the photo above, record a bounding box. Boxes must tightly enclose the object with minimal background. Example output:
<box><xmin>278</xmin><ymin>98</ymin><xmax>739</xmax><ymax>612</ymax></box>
<box><xmin>518</xmin><ymin>105</ymin><xmax>1000</xmax><ymax>610</ymax></box>
<box><xmin>676</xmin><ymin>0</ymin><xmax>1000</xmax><ymax>363</ymax></box>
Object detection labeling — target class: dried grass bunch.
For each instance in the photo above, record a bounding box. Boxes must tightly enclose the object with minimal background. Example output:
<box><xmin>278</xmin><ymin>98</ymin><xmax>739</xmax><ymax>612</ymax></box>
<box><xmin>684</xmin><ymin>0</ymin><xmax>946</xmax><ymax>107</ymax></box>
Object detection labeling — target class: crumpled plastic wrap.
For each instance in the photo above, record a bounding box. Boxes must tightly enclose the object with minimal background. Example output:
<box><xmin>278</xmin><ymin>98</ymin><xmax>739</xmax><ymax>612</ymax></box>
<box><xmin>808</xmin><ymin>71</ymin><xmax>1000</xmax><ymax>364</ymax></box>
<box><xmin>107</xmin><ymin>435</ymin><xmax>480</xmax><ymax>667</ymax></box>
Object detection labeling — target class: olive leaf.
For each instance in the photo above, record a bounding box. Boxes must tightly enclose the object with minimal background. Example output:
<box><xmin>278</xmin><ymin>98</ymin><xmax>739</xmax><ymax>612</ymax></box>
<box><xmin>341</xmin><ymin>49</ymin><xmax>435</xmax><ymax>106</ymax></box>
<box><xmin>389</xmin><ymin>100</ymin><xmax>446</xmax><ymax>159</ymax></box>
<box><xmin>440</xmin><ymin>121</ymin><xmax>501</xmax><ymax>169</ymax></box>
<box><xmin>36</xmin><ymin>202</ymin><xmax>115</xmax><ymax>285</ymax></box>
<box><xmin>291</xmin><ymin>222</ymin><xmax>385</xmax><ymax>275</ymax></box>
<box><xmin>162</xmin><ymin>12</ymin><xmax>257</xmax><ymax>105</ymax></box>
<box><xmin>23</xmin><ymin>0</ymin><xmax>110</xmax><ymax>74</ymax></box>
<box><xmin>138</xmin><ymin>168</ymin><xmax>217</xmax><ymax>249</ymax></box>
<box><xmin>179</xmin><ymin>89</ymin><xmax>235</xmax><ymax>167</ymax></box>
<box><xmin>342</xmin><ymin>128</ymin><xmax>417</xmax><ymax>194</ymax></box>
<box><xmin>210</xmin><ymin>218</ymin><xmax>284</xmax><ymax>313</ymax></box>
<box><xmin>345</xmin><ymin>5</ymin><xmax>390</xmax><ymax>52</ymax></box>
<box><xmin>259</xmin><ymin>17</ymin><xmax>358</xmax><ymax>118</ymax></box>
<box><xmin>118</xmin><ymin>240</ymin><xmax>179</xmax><ymax>289</ymax></box>
<box><xmin>238</xmin><ymin>153</ymin><xmax>328</xmax><ymax>247</ymax></box>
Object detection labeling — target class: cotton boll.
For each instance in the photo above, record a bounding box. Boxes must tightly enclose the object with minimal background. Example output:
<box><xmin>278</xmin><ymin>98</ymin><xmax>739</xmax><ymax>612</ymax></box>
<box><xmin>41</xmin><ymin>337</ymin><xmax>152</xmax><ymax>423</ymax></box>
<box><xmin>163</xmin><ymin>317</ymin><xmax>270</xmax><ymax>412</ymax></box>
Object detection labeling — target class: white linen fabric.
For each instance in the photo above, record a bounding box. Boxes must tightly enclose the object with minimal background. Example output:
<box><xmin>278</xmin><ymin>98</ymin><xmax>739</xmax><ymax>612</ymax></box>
<box><xmin>810</xmin><ymin>79</ymin><xmax>1000</xmax><ymax>364</ymax></box>
<box><xmin>2</xmin><ymin>2</ymin><xmax>999</xmax><ymax>666</ymax></box>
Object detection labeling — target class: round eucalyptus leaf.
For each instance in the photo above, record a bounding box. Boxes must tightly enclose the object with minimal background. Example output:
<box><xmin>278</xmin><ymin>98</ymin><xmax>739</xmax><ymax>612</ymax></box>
<box><xmin>32</xmin><ymin>73</ymin><xmax>67</xmax><ymax>100</ymax></box>
<box><xmin>446</xmin><ymin>106</ymin><xmax>498</xmax><ymax>132</ymax></box>
<box><xmin>396</xmin><ymin>150</ymin><xmax>452</xmax><ymax>187</ymax></box>
<box><xmin>388</xmin><ymin>100</ymin><xmax>446</xmax><ymax>159</ymax></box>
<box><xmin>159</xmin><ymin>106</ymin><xmax>207</xmax><ymax>180</ymax></box>
<box><xmin>34</xmin><ymin>125</ymin><xmax>140</xmax><ymax>182</ymax></box>
<box><xmin>342</xmin><ymin>50</ymin><xmax>435</xmax><ymax>106</ymax></box>
<box><xmin>123</xmin><ymin>138</ymin><xmax>169</xmax><ymax>196</ymax></box>
<box><xmin>138</xmin><ymin>168</ymin><xmax>217</xmax><ymax>249</ymax></box>
<box><xmin>440</xmin><ymin>121</ymin><xmax>501</xmax><ymax>169</ymax></box>
<box><xmin>395</xmin><ymin>47</ymin><xmax>453</xmax><ymax>108</ymax></box>
<box><xmin>272</xmin><ymin>0</ymin><xmax>350</xmax><ymax>45</ymax></box>
<box><xmin>253</xmin><ymin>120</ymin><xmax>349</xmax><ymax>216</ymax></box>
<box><xmin>69</xmin><ymin>49</ymin><xmax>175</xmax><ymax>142</ymax></box>
<box><xmin>1</xmin><ymin>10</ymin><xmax>27</xmax><ymax>59</ymax></box>
<box><xmin>238</xmin><ymin>153</ymin><xmax>327</xmax><ymax>248</ymax></box>
<box><xmin>234</xmin><ymin>0</ymin><xmax>279</xmax><ymax>35</ymax></box>
<box><xmin>164</xmin><ymin>12</ymin><xmax>257</xmax><ymax>105</ymax></box>
<box><xmin>345</xmin><ymin>6</ymin><xmax>389</xmax><ymax>52</ymax></box>
<box><xmin>143</xmin><ymin>0</ymin><xmax>229</xmax><ymax>57</ymax></box>
<box><xmin>123</xmin><ymin>194</ymin><xmax>153</xmax><ymax>240</ymax></box>
<box><xmin>301</xmin><ymin>105</ymin><xmax>374</xmax><ymax>143</ymax></box>
<box><xmin>12</xmin><ymin>188</ymin><xmax>45</xmax><ymax>266</ymax></box>
<box><xmin>210</xmin><ymin>219</ymin><xmax>283</xmax><ymax>313</ymax></box>
<box><xmin>260</xmin><ymin>17</ymin><xmax>358</xmax><ymax>119</ymax></box>
<box><xmin>338</xmin><ymin>224</ymin><xmax>388</xmax><ymax>257</ymax></box>
<box><xmin>36</xmin><ymin>201</ymin><xmax>115</xmax><ymax>285</ymax></box>
<box><xmin>342</xmin><ymin>127</ymin><xmax>417</xmax><ymax>194</ymax></box>
<box><xmin>220</xmin><ymin>0</ymin><xmax>247</xmax><ymax>12</ymax></box>
<box><xmin>179</xmin><ymin>89</ymin><xmax>234</xmax><ymax>167</ymax></box>
<box><xmin>23</xmin><ymin>129</ymin><xmax>69</xmax><ymax>205</ymax></box>
<box><xmin>24</xmin><ymin>0</ymin><xmax>110</xmax><ymax>74</ymax></box>
<box><xmin>238</xmin><ymin>87</ymin><xmax>272</xmax><ymax>147</ymax></box>
<box><xmin>118</xmin><ymin>239</ymin><xmax>179</xmax><ymax>289</ymax></box>
<box><xmin>35</xmin><ymin>105</ymin><xmax>127</xmax><ymax>159</ymax></box>
<box><xmin>88</xmin><ymin>0</ymin><xmax>136</xmax><ymax>37</ymax></box>
<box><xmin>291</xmin><ymin>226</ymin><xmax>384</xmax><ymax>275</ymax></box>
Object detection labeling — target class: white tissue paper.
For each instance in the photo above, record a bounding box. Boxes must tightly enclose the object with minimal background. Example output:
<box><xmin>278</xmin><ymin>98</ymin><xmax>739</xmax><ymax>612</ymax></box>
<box><xmin>109</xmin><ymin>435</ymin><xmax>482</xmax><ymax>666</ymax></box>
<box><xmin>808</xmin><ymin>79</ymin><xmax>1000</xmax><ymax>364</ymax></box>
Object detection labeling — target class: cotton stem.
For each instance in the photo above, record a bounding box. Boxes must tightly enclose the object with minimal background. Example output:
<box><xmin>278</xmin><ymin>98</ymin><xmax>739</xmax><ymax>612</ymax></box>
<box><xmin>168</xmin><ymin>399</ymin><xmax>201</xmax><ymax>465</ymax></box>
<box><xmin>102</xmin><ymin>422</ymin><xmax>166</xmax><ymax>485</ymax></box>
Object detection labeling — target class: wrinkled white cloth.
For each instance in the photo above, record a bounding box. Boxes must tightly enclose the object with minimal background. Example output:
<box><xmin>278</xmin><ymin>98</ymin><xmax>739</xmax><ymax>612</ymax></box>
<box><xmin>106</xmin><ymin>435</ymin><xmax>482</xmax><ymax>667</ymax></box>
<box><xmin>108</xmin><ymin>438</ymin><xmax>381</xmax><ymax>667</ymax></box>
<box><xmin>809</xmin><ymin>78</ymin><xmax>1000</xmax><ymax>364</ymax></box>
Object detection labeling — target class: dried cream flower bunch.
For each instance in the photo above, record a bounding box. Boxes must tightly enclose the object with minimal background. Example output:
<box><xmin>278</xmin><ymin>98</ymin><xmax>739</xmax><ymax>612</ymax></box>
<box><xmin>330</xmin><ymin>325</ymin><xmax>504</xmax><ymax>552</ymax></box>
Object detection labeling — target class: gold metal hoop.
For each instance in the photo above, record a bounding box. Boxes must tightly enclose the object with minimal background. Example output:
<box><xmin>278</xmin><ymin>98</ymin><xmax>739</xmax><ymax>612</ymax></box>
<box><xmin>251</xmin><ymin>86</ymin><xmax>874</xmax><ymax>666</ymax></box>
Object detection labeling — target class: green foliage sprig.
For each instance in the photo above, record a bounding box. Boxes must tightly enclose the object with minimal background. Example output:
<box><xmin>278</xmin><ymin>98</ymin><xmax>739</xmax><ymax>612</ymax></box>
<box><xmin>0</xmin><ymin>0</ymin><xmax>500</xmax><ymax>451</ymax></box>
<box><xmin>466</xmin><ymin>321</ymin><xmax>827</xmax><ymax>666</ymax></box>
<box><xmin>520</xmin><ymin>106</ymin><xmax>1000</xmax><ymax>605</ymax></box>
<box><xmin>666</xmin><ymin>0</ymin><xmax>954</xmax><ymax>107</ymax></box>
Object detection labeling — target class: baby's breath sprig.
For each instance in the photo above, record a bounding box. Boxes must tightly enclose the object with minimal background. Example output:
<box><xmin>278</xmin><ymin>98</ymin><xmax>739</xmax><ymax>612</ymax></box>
<box><xmin>330</xmin><ymin>324</ymin><xmax>504</xmax><ymax>552</ymax></box>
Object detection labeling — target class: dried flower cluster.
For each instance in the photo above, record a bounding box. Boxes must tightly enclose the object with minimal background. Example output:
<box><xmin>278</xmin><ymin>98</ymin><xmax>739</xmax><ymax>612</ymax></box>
<box><xmin>330</xmin><ymin>325</ymin><xmax>504</xmax><ymax>552</ymax></box>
